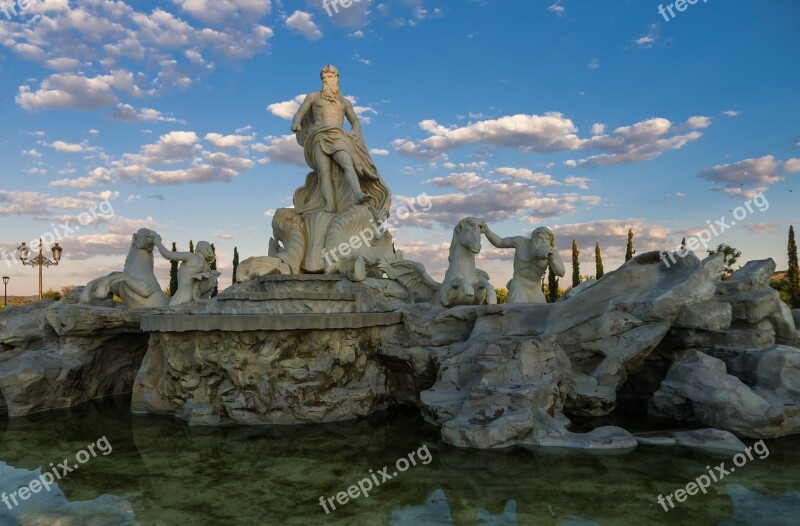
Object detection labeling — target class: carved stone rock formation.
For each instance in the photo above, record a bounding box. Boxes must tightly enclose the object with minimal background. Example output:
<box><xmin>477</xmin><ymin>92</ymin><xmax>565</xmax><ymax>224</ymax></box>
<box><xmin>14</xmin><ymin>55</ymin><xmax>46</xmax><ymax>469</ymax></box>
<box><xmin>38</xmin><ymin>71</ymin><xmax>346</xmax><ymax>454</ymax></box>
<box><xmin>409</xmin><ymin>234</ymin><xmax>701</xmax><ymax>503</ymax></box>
<box><xmin>3</xmin><ymin>252</ymin><xmax>800</xmax><ymax>453</ymax></box>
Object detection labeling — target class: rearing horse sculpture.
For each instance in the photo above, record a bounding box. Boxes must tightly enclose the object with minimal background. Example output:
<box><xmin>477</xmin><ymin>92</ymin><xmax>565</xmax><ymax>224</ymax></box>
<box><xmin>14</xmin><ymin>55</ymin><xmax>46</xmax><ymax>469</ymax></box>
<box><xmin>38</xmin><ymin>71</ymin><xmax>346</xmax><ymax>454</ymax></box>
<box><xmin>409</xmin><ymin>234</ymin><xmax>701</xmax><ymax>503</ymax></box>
<box><xmin>379</xmin><ymin>217</ymin><xmax>497</xmax><ymax>307</ymax></box>
<box><xmin>79</xmin><ymin>228</ymin><xmax>169</xmax><ymax>309</ymax></box>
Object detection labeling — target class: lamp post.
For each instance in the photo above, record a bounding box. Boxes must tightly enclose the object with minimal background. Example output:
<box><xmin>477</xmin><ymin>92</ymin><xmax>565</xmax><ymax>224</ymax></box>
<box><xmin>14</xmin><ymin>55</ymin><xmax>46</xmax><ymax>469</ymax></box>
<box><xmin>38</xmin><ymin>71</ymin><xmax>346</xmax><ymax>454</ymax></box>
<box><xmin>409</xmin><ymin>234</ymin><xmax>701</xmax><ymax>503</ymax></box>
<box><xmin>2</xmin><ymin>276</ymin><xmax>8</xmax><ymax>307</ymax></box>
<box><xmin>17</xmin><ymin>239</ymin><xmax>63</xmax><ymax>300</ymax></box>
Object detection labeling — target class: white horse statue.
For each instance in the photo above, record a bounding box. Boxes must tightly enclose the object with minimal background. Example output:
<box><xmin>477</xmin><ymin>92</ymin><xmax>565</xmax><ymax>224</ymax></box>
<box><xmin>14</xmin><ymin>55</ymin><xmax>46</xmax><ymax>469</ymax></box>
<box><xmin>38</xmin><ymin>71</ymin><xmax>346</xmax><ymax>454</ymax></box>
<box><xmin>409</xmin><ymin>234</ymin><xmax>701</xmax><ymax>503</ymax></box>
<box><xmin>79</xmin><ymin>228</ymin><xmax>169</xmax><ymax>309</ymax></box>
<box><xmin>380</xmin><ymin>217</ymin><xmax>496</xmax><ymax>307</ymax></box>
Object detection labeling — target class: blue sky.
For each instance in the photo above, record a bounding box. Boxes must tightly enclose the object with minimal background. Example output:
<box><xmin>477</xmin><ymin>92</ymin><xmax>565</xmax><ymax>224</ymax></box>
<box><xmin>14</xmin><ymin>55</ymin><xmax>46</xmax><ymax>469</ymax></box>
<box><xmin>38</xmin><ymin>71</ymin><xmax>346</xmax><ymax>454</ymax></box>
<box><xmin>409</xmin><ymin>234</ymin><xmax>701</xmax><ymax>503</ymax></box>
<box><xmin>1</xmin><ymin>0</ymin><xmax>798</xmax><ymax>295</ymax></box>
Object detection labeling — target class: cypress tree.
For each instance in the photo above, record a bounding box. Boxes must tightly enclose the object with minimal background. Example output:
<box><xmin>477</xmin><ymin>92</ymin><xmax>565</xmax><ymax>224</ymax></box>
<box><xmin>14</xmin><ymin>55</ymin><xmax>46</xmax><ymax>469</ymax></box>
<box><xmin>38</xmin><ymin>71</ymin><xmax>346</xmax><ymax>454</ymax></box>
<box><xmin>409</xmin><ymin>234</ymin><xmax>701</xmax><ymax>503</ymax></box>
<box><xmin>210</xmin><ymin>243</ymin><xmax>219</xmax><ymax>297</ymax></box>
<box><xmin>572</xmin><ymin>239</ymin><xmax>580</xmax><ymax>288</ymax></box>
<box><xmin>169</xmin><ymin>242</ymin><xmax>179</xmax><ymax>295</ymax></box>
<box><xmin>189</xmin><ymin>240</ymin><xmax>194</xmax><ymax>253</ymax></box>
<box><xmin>681</xmin><ymin>237</ymin><xmax>687</xmax><ymax>251</ymax></box>
<box><xmin>232</xmin><ymin>247</ymin><xmax>240</xmax><ymax>284</ymax></box>
<box><xmin>595</xmin><ymin>242</ymin><xmax>604</xmax><ymax>279</ymax></box>
<box><xmin>547</xmin><ymin>235</ymin><xmax>559</xmax><ymax>302</ymax></box>
<box><xmin>788</xmin><ymin>225</ymin><xmax>800</xmax><ymax>308</ymax></box>
<box><xmin>625</xmin><ymin>229</ymin><xmax>634</xmax><ymax>261</ymax></box>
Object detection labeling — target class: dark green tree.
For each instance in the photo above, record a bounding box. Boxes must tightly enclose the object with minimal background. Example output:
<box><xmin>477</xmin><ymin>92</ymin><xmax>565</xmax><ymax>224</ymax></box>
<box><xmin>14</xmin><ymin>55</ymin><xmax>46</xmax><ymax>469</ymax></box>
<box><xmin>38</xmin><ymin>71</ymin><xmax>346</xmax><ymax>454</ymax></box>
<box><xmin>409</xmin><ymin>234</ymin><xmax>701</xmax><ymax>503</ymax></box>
<box><xmin>232</xmin><ymin>246</ymin><xmax>240</xmax><ymax>284</ymax></box>
<box><xmin>787</xmin><ymin>225</ymin><xmax>800</xmax><ymax>308</ymax></box>
<box><xmin>189</xmin><ymin>240</ymin><xmax>194</xmax><ymax>253</ymax></box>
<box><xmin>681</xmin><ymin>237</ymin><xmax>687</xmax><ymax>251</ymax></box>
<box><xmin>571</xmin><ymin>239</ymin><xmax>580</xmax><ymax>288</ymax></box>
<box><xmin>547</xmin><ymin>234</ymin><xmax>559</xmax><ymax>303</ymax></box>
<box><xmin>707</xmin><ymin>243</ymin><xmax>742</xmax><ymax>279</ymax></box>
<box><xmin>595</xmin><ymin>242</ymin><xmax>604</xmax><ymax>279</ymax></box>
<box><xmin>210</xmin><ymin>243</ymin><xmax>219</xmax><ymax>297</ymax></box>
<box><xmin>168</xmin><ymin>242</ymin><xmax>179</xmax><ymax>296</ymax></box>
<box><xmin>771</xmin><ymin>277</ymin><xmax>793</xmax><ymax>307</ymax></box>
<box><xmin>625</xmin><ymin>229</ymin><xmax>634</xmax><ymax>262</ymax></box>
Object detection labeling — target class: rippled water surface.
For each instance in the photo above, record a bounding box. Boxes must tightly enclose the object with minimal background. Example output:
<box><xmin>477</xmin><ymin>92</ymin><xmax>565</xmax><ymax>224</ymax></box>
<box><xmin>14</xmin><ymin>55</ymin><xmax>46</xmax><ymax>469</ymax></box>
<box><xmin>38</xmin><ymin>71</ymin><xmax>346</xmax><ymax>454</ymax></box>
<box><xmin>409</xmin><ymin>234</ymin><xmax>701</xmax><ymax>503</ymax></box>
<box><xmin>1</xmin><ymin>398</ymin><xmax>799</xmax><ymax>525</ymax></box>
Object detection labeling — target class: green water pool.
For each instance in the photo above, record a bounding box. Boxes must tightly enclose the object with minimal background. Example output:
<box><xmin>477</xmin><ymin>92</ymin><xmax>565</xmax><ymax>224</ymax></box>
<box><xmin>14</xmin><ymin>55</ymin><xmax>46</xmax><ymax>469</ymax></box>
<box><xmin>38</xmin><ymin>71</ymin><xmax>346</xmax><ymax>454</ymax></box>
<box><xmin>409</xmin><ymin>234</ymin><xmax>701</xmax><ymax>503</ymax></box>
<box><xmin>1</xmin><ymin>398</ymin><xmax>798</xmax><ymax>525</ymax></box>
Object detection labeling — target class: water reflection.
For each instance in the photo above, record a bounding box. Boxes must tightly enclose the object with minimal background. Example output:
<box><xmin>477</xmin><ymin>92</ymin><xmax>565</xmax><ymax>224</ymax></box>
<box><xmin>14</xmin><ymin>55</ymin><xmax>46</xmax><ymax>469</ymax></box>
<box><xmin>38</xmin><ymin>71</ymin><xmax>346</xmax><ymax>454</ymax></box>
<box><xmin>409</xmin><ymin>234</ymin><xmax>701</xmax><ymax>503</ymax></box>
<box><xmin>0</xmin><ymin>397</ymin><xmax>799</xmax><ymax>525</ymax></box>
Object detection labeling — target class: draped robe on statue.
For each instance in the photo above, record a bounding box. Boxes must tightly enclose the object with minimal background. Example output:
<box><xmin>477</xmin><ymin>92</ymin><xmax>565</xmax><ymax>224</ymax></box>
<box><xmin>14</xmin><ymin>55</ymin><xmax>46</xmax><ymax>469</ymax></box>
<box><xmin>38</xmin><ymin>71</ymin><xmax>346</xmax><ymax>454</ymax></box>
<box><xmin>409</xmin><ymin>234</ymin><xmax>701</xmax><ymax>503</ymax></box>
<box><xmin>291</xmin><ymin>110</ymin><xmax>392</xmax><ymax>271</ymax></box>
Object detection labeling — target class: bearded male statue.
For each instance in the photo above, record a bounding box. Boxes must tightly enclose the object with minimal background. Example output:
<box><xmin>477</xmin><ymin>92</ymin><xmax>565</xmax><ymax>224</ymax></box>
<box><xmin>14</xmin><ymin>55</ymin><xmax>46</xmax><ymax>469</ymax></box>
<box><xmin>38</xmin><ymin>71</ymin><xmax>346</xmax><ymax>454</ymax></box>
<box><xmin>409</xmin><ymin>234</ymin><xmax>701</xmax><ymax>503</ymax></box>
<box><xmin>480</xmin><ymin>222</ymin><xmax>566</xmax><ymax>303</ymax></box>
<box><xmin>290</xmin><ymin>64</ymin><xmax>390</xmax><ymax>215</ymax></box>
<box><xmin>262</xmin><ymin>65</ymin><xmax>394</xmax><ymax>276</ymax></box>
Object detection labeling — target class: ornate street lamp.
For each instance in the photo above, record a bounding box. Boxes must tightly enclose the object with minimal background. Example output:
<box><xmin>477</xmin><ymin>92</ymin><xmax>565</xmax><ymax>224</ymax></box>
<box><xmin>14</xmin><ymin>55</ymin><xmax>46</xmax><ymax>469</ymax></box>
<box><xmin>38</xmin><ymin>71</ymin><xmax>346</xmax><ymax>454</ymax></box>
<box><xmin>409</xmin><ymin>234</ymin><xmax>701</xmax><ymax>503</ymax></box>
<box><xmin>17</xmin><ymin>239</ymin><xmax>64</xmax><ymax>300</ymax></box>
<box><xmin>2</xmin><ymin>276</ymin><xmax>8</xmax><ymax>307</ymax></box>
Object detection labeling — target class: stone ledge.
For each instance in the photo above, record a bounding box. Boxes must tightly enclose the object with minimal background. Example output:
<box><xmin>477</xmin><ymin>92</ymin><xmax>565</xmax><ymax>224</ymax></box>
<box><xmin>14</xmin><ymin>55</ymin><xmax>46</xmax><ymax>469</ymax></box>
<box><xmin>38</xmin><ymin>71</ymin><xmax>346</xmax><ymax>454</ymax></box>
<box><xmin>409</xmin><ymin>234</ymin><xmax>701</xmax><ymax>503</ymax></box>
<box><xmin>140</xmin><ymin>312</ymin><xmax>403</xmax><ymax>332</ymax></box>
<box><xmin>217</xmin><ymin>291</ymin><xmax>357</xmax><ymax>301</ymax></box>
<box><xmin>259</xmin><ymin>274</ymin><xmax>344</xmax><ymax>282</ymax></box>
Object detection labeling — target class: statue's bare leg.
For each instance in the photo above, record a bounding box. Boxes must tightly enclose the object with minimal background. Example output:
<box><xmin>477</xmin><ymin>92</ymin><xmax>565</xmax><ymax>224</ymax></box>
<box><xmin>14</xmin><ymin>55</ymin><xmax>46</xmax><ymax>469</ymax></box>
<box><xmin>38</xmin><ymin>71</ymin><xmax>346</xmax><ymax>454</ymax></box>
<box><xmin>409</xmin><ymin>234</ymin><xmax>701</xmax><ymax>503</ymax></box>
<box><xmin>315</xmin><ymin>144</ymin><xmax>336</xmax><ymax>213</ymax></box>
<box><xmin>333</xmin><ymin>151</ymin><xmax>370</xmax><ymax>205</ymax></box>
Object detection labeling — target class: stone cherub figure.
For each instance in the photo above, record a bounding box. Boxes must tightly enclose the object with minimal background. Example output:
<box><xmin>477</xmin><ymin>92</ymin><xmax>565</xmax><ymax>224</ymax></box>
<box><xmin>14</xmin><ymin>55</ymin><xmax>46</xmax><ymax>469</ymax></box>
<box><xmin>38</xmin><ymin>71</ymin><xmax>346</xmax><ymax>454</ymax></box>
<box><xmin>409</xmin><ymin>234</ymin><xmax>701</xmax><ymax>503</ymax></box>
<box><xmin>479</xmin><ymin>222</ymin><xmax>566</xmax><ymax>303</ymax></box>
<box><xmin>290</xmin><ymin>64</ymin><xmax>387</xmax><ymax>214</ymax></box>
<box><xmin>154</xmin><ymin>236</ymin><xmax>221</xmax><ymax>306</ymax></box>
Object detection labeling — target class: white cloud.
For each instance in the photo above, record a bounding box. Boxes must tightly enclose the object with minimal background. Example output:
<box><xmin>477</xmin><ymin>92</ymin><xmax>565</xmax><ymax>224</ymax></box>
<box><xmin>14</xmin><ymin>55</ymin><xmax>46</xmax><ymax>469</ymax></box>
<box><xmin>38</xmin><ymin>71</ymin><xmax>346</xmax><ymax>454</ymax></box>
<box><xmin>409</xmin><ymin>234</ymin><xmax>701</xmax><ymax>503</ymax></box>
<box><xmin>16</xmin><ymin>72</ymin><xmax>130</xmax><ymax>111</ymax></box>
<box><xmin>699</xmin><ymin>155</ymin><xmax>781</xmax><ymax>196</ymax></box>
<box><xmin>205</xmin><ymin>133</ymin><xmax>254</xmax><ymax>149</ymax></box>
<box><xmin>3</xmin><ymin>2</ymin><xmax>274</xmax><ymax>112</ymax></box>
<box><xmin>48</xmin><ymin>140</ymin><xmax>90</xmax><ymax>153</ymax></box>
<box><xmin>396</xmin><ymin>113</ymin><xmax>707</xmax><ymax>167</ymax></box>
<box><xmin>493</xmin><ymin>167</ymin><xmax>561</xmax><ymax>186</ymax></box>
<box><xmin>685</xmin><ymin>116</ymin><xmax>712</xmax><ymax>129</ymax></box>
<box><xmin>548</xmin><ymin>2</ymin><xmax>565</xmax><ymax>17</ymax></box>
<box><xmin>111</xmin><ymin>104</ymin><xmax>178</xmax><ymax>123</ymax></box>
<box><xmin>400</xmin><ymin>169</ymin><xmax>601</xmax><ymax>229</ymax></box>
<box><xmin>394</xmin><ymin>113</ymin><xmax>584</xmax><ymax>159</ymax></box>
<box><xmin>425</xmin><ymin>172</ymin><xmax>488</xmax><ymax>191</ymax></box>
<box><xmin>572</xmin><ymin>117</ymin><xmax>704</xmax><ymax>167</ymax></box>
<box><xmin>564</xmin><ymin>176</ymin><xmax>591</xmax><ymax>190</ymax></box>
<box><xmin>285</xmin><ymin>11</ymin><xmax>323</xmax><ymax>41</ymax></box>
<box><xmin>784</xmin><ymin>158</ymin><xmax>800</xmax><ymax>174</ymax></box>
<box><xmin>170</xmin><ymin>0</ymin><xmax>272</xmax><ymax>25</ymax></box>
<box><xmin>370</xmin><ymin>148</ymin><xmax>389</xmax><ymax>156</ymax></box>
<box><xmin>252</xmin><ymin>134</ymin><xmax>305</xmax><ymax>166</ymax></box>
<box><xmin>634</xmin><ymin>24</ymin><xmax>660</xmax><ymax>49</ymax></box>
<box><xmin>211</xmin><ymin>230</ymin><xmax>235</xmax><ymax>241</ymax></box>
<box><xmin>267</xmin><ymin>95</ymin><xmax>306</xmax><ymax>120</ymax></box>
<box><xmin>50</xmin><ymin>167</ymin><xmax>113</xmax><ymax>188</ymax></box>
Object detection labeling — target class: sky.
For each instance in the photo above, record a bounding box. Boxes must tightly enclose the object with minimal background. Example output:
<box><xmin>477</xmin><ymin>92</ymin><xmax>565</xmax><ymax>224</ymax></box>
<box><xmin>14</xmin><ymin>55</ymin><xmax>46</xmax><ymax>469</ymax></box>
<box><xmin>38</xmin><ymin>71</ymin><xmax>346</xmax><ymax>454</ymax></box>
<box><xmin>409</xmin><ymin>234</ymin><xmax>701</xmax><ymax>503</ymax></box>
<box><xmin>0</xmin><ymin>0</ymin><xmax>799</xmax><ymax>296</ymax></box>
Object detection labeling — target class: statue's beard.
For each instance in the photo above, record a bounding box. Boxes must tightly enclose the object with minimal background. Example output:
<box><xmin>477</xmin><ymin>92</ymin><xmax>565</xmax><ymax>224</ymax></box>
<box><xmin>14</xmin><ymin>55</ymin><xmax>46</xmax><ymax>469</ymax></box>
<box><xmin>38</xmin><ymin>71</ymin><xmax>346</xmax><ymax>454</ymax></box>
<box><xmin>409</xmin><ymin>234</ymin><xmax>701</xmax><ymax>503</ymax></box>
<box><xmin>321</xmin><ymin>80</ymin><xmax>341</xmax><ymax>103</ymax></box>
<box><xmin>531</xmin><ymin>239</ymin><xmax>550</xmax><ymax>259</ymax></box>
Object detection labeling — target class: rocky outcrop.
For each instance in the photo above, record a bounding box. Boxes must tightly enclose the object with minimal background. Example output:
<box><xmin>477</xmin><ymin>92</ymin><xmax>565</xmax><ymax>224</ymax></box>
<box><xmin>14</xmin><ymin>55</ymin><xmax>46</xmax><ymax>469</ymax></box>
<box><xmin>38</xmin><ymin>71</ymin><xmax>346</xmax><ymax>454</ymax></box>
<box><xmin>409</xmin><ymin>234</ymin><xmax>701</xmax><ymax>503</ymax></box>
<box><xmin>0</xmin><ymin>293</ymin><xmax>152</xmax><ymax>417</ymax></box>
<box><xmin>132</xmin><ymin>326</ymin><xmax>389</xmax><ymax>425</ymax></box>
<box><xmin>646</xmin><ymin>259</ymin><xmax>800</xmax><ymax>438</ymax></box>
<box><xmin>652</xmin><ymin>345</ymin><xmax>800</xmax><ymax>438</ymax></box>
<box><xmin>3</xmin><ymin>251</ymin><xmax>800</xmax><ymax>453</ymax></box>
<box><xmin>634</xmin><ymin>428</ymin><xmax>747</xmax><ymax>454</ymax></box>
